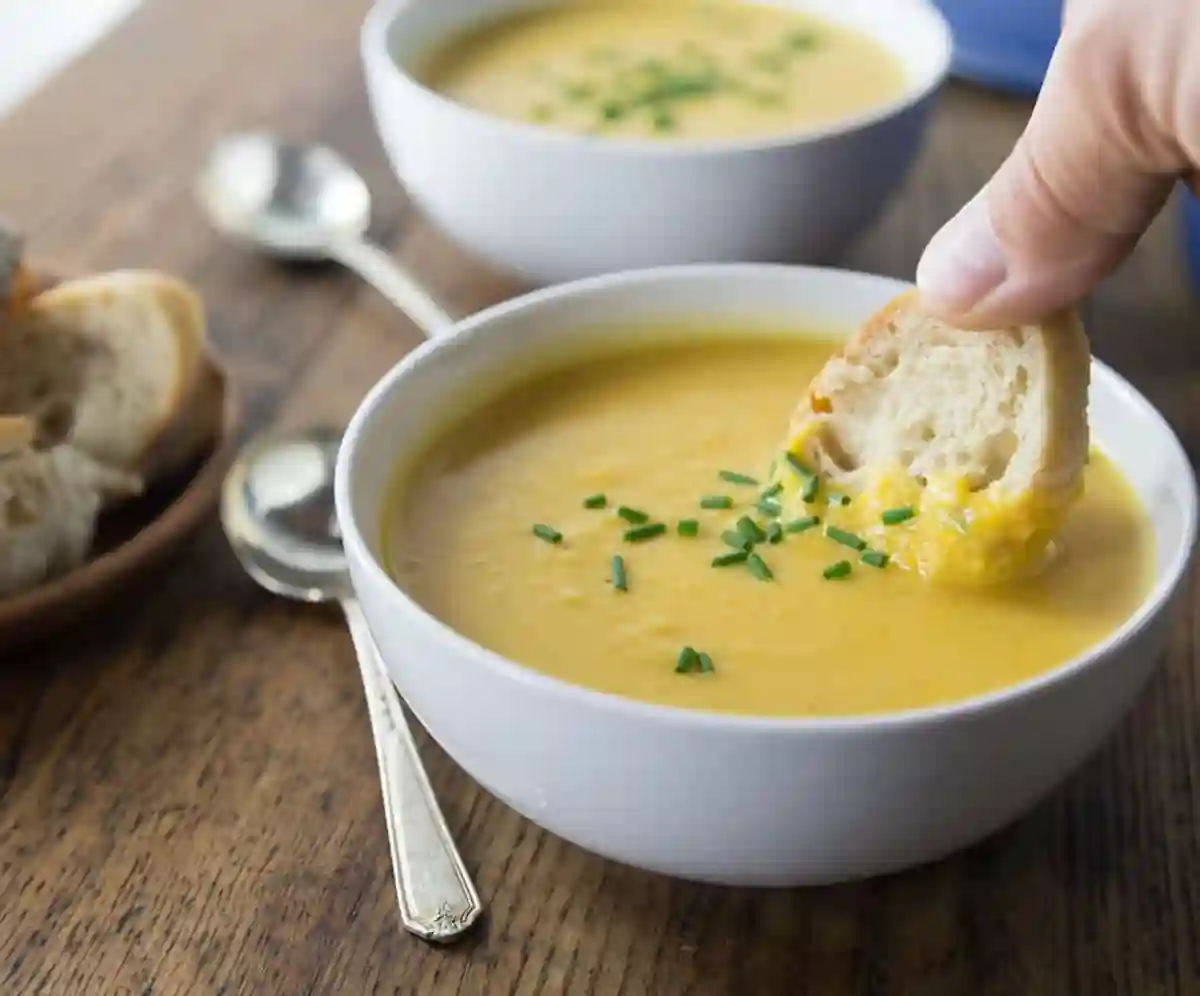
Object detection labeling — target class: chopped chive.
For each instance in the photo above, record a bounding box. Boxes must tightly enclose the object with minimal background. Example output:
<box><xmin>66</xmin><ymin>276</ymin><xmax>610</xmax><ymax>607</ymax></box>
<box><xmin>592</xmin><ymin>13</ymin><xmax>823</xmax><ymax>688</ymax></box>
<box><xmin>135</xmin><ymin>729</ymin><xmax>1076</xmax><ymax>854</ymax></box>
<box><xmin>624</xmin><ymin>522</ymin><xmax>667</xmax><ymax>543</ymax></box>
<box><xmin>801</xmin><ymin>473</ymin><xmax>821</xmax><ymax>503</ymax></box>
<box><xmin>611</xmin><ymin>554</ymin><xmax>629</xmax><ymax>590</ymax></box>
<box><xmin>784</xmin><ymin>451</ymin><xmax>810</xmax><ymax>476</ymax></box>
<box><xmin>700</xmin><ymin>495</ymin><xmax>734</xmax><ymax>509</ymax></box>
<box><xmin>826</xmin><ymin>526</ymin><xmax>867</xmax><ymax>551</ymax></box>
<box><xmin>823</xmin><ymin>560</ymin><xmax>852</xmax><ymax>580</ymax></box>
<box><xmin>617</xmin><ymin>505</ymin><xmax>650</xmax><ymax>524</ymax></box>
<box><xmin>721</xmin><ymin>529</ymin><xmax>753</xmax><ymax>552</ymax></box>
<box><xmin>676</xmin><ymin>646</ymin><xmax>700</xmax><ymax>673</ymax></box>
<box><xmin>583</xmin><ymin>493</ymin><xmax>608</xmax><ymax>509</ymax></box>
<box><xmin>862</xmin><ymin>550</ymin><xmax>890</xmax><ymax>569</ymax></box>
<box><xmin>696</xmin><ymin>651</ymin><xmax>714</xmax><ymax>673</ymax></box>
<box><xmin>653</xmin><ymin>109</ymin><xmax>677</xmax><ymax>133</ymax></box>
<box><xmin>785</xmin><ymin>515</ymin><xmax>821</xmax><ymax>534</ymax></box>
<box><xmin>532</xmin><ymin>524</ymin><xmax>563</xmax><ymax>544</ymax></box>
<box><xmin>712</xmin><ymin>550</ymin><xmax>750</xmax><ymax>567</ymax></box>
<box><xmin>882</xmin><ymin>506</ymin><xmax>917</xmax><ymax>525</ymax></box>
<box><xmin>756</xmin><ymin>497</ymin><xmax>782</xmax><ymax>518</ymax></box>
<box><xmin>718</xmin><ymin>470</ymin><xmax>759</xmax><ymax>486</ymax></box>
<box><xmin>735</xmin><ymin>516</ymin><xmax>766</xmax><ymax>544</ymax></box>
<box><xmin>746</xmin><ymin>553</ymin><xmax>774</xmax><ymax>581</ymax></box>
<box><xmin>785</xmin><ymin>30</ymin><xmax>819</xmax><ymax>50</ymax></box>
<box><xmin>677</xmin><ymin>518</ymin><xmax>700</xmax><ymax>537</ymax></box>
<box><xmin>827</xmin><ymin>492</ymin><xmax>851</xmax><ymax>507</ymax></box>
<box><xmin>760</xmin><ymin>480</ymin><xmax>784</xmax><ymax>500</ymax></box>
<box><xmin>766</xmin><ymin>521</ymin><xmax>784</xmax><ymax>544</ymax></box>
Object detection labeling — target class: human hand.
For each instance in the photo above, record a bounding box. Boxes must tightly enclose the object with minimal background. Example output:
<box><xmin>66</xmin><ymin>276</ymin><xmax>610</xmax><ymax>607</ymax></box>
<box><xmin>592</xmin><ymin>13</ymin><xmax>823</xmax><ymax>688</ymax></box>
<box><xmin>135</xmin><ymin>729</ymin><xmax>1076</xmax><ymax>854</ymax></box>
<box><xmin>915</xmin><ymin>0</ymin><xmax>1199</xmax><ymax>328</ymax></box>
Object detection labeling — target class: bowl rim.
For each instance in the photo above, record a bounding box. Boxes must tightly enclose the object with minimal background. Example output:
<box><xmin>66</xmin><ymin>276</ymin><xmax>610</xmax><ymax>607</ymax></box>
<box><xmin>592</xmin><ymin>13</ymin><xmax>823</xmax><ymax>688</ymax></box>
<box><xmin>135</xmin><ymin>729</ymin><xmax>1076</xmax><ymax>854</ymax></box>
<box><xmin>335</xmin><ymin>262</ymin><xmax>1199</xmax><ymax>733</ymax></box>
<box><xmin>361</xmin><ymin>0</ymin><xmax>954</xmax><ymax>158</ymax></box>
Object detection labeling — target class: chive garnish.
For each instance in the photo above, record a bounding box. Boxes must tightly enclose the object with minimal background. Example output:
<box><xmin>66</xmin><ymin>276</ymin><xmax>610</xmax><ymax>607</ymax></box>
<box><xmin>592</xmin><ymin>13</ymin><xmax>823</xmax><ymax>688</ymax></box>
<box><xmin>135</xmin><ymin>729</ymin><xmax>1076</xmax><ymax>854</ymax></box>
<box><xmin>617</xmin><ymin>505</ymin><xmax>650</xmax><ymax>524</ymax></box>
<box><xmin>676</xmin><ymin>646</ymin><xmax>700</xmax><ymax>673</ymax></box>
<box><xmin>826</xmin><ymin>526</ymin><xmax>867</xmax><ymax>551</ymax></box>
<box><xmin>784</xmin><ymin>451</ymin><xmax>810</xmax><ymax>476</ymax></box>
<box><xmin>722</xmin><ymin>529</ymin><xmax>753</xmax><ymax>552</ymax></box>
<box><xmin>624</xmin><ymin>522</ymin><xmax>667</xmax><ymax>543</ymax></box>
<box><xmin>700</xmin><ymin>495</ymin><xmax>734</xmax><ymax>509</ymax></box>
<box><xmin>677</xmin><ymin>519</ymin><xmax>700</xmax><ymax>537</ymax></box>
<box><xmin>766</xmin><ymin>521</ymin><xmax>784</xmax><ymax>545</ymax></box>
<box><xmin>746</xmin><ymin>553</ymin><xmax>774</xmax><ymax>581</ymax></box>
<box><xmin>719</xmin><ymin>470</ymin><xmax>759</xmax><ymax>486</ymax></box>
<box><xmin>760</xmin><ymin>480</ymin><xmax>784</xmax><ymax>500</ymax></box>
<box><xmin>712</xmin><ymin>550</ymin><xmax>750</xmax><ymax>567</ymax></box>
<box><xmin>823</xmin><ymin>560</ymin><xmax>852</xmax><ymax>580</ymax></box>
<box><xmin>756</xmin><ymin>497</ymin><xmax>782</xmax><ymax>518</ymax></box>
<box><xmin>862</xmin><ymin>551</ymin><xmax>889</xmax><ymax>569</ymax></box>
<box><xmin>696</xmin><ymin>651</ymin><xmax>714</xmax><ymax>673</ymax></box>
<box><xmin>611</xmin><ymin>554</ymin><xmax>628</xmax><ymax>590</ymax></box>
<box><xmin>532</xmin><ymin>524</ymin><xmax>563</xmax><ymax>544</ymax></box>
<box><xmin>735</xmin><ymin>516</ymin><xmax>766</xmax><ymax>544</ymax></box>
<box><xmin>784</xmin><ymin>515</ymin><xmax>821</xmax><ymax>534</ymax></box>
<box><xmin>827</xmin><ymin>492</ymin><xmax>851</xmax><ymax>507</ymax></box>
<box><xmin>583</xmin><ymin>493</ymin><xmax>608</xmax><ymax>509</ymax></box>
<box><xmin>882</xmin><ymin>506</ymin><xmax>916</xmax><ymax>525</ymax></box>
<box><xmin>801</xmin><ymin>474</ymin><xmax>820</xmax><ymax>503</ymax></box>
<box><xmin>785</xmin><ymin>30</ymin><xmax>819</xmax><ymax>50</ymax></box>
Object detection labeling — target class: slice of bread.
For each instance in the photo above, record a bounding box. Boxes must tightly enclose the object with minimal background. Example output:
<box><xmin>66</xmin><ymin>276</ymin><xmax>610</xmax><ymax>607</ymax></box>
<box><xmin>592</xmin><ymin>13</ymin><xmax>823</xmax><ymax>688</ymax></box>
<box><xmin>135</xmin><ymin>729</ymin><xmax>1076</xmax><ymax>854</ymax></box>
<box><xmin>787</xmin><ymin>289</ymin><xmax>1091</xmax><ymax>502</ymax></box>
<box><xmin>0</xmin><ymin>270</ymin><xmax>211</xmax><ymax>479</ymax></box>
<box><xmin>0</xmin><ymin>434</ymin><xmax>141</xmax><ymax>597</ymax></box>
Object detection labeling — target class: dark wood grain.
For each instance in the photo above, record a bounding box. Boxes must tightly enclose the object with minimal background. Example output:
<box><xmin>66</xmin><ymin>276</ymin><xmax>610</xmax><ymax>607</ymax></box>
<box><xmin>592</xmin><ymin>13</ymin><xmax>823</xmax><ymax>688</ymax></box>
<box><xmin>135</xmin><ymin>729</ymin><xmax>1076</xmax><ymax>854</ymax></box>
<box><xmin>0</xmin><ymin>2</ymin><xmax>1197</xmax><ymax>994</ymax></box>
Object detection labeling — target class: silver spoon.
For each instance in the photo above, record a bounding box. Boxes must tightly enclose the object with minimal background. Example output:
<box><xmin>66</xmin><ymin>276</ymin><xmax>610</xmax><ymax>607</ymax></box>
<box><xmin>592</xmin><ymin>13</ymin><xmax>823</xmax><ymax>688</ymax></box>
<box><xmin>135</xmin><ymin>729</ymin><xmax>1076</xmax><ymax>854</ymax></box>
<box><xmin>220</xmin><ymin>427</ymin><xmax>482</xmax><ymax>943</ymax></box>
<box><xmin>196</xmin><ymin>133</ymin><xmax>452</xmax><ymax>336</ymax></box>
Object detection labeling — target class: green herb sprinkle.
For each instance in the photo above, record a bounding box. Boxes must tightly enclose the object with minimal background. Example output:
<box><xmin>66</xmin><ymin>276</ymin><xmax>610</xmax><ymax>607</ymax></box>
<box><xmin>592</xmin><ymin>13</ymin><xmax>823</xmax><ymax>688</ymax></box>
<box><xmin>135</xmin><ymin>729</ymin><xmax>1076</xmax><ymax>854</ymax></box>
<box><xmin>700</xmin><ymin>495</ymin><xmax>734</xmax><ymax>510</ymax></box>
<box><xmin>677</xmin><ymin>518</ymin><xmax>700</xmax><ymax>537</ymax></box>
<box><xmin>624</xmin><ymin>522</ymin><xmax>667</xmax><ymax>543</ymax></box>
<box><xmin>785</xmin><ymin>515</ymin><xmax>821</xmax><ymax>534</ymax></box>
<box><xmin>746</xmin><ymin>553</ymin><xmax>774</xmax><ymax>581</ymax></box>
<box><xmin>881</xmin><ymin>506</ymin><xmax>916</xmax><ymax>525</ymax></box>
<box><xmin>712</xmin><ymin>550</ymin><xmax>750</xmax><ymax>567</ymax></box>
<box><xmin>861</xmin><ymin>550</ymin><xmax>889</xmax><ymax>569</ymax></box>
<box><xmin>583</xmin><ymin>493</ymin><xmax>607</xmax><ymax>509</ymax></box>
<box><xmin>825</xmin><ymin>526</ymin><xmax>867</xmax><ymax>551</ymax></box>
<box><xmin>617</xmin><ymin>505</ymin><xmax>650</xmax><ymax>524</ymax></box>
<box><xmin>823</xmin><ymin>560</ymin><xmax>852</xmax><ymax>580</ymax></box>
<box><xmin>611</xmin><ymin>554</ymin><xmax>628</xmax><ymax>590</ymax></box>
<box><xmin>718</xmin><ymin>469</ymin><xmax>759</xmax><ymax>486</ymax></box>
<box><xmin>532</xmin><ymin>524</ymin><xmax>563</xmax><ymax>544</ymax></box>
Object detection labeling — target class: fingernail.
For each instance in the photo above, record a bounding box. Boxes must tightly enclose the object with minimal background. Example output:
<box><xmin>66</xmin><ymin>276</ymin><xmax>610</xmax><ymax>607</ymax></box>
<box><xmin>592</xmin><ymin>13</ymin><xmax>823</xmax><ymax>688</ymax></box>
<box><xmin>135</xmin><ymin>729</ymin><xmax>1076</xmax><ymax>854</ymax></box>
<box><xmin>916</xmin><ymin>195</ymin><xmax>1008</xmax><ymax>316</ymax></box>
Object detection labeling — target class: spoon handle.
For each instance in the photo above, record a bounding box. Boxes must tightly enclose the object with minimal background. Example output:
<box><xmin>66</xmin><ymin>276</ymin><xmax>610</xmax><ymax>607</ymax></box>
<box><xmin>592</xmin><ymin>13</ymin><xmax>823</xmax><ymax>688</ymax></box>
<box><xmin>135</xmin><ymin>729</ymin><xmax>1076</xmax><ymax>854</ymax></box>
<box><xmin>328</xmin><ymin>237</ymin><xmax>453</xmax><ymax>337</ymax></box>
<box><xmin>341</xmin><ymin>598</ymin><xmax>483</xmax><ymax>943</ymax></box>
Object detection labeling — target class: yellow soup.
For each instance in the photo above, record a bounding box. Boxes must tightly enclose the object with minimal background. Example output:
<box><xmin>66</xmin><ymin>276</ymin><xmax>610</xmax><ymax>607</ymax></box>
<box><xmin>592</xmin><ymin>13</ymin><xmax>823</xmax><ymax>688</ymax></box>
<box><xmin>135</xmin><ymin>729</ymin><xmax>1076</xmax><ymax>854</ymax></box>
<box><xmin>417</xmin><ymin>0</ymin><xmax>908</xmax><ymax>141</ymax></box>
<box><xmin>384</xmin><ymin>332</ymin><xmax>1155</xmax><ymax>718</ymax></box>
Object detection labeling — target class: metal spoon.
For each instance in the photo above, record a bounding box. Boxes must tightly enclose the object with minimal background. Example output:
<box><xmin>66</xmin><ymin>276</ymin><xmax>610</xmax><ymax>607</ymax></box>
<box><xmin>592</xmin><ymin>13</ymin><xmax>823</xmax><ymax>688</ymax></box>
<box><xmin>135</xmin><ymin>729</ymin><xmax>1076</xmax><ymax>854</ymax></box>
<box><xmin>219</xmin><ymin>427</ymin><xmax>481</xmax><ymax>943</ymax></box>
<box><xmin>196</xmin><ymin>133</ymin><xmax>452</xmax><ymax>336</ymax></box>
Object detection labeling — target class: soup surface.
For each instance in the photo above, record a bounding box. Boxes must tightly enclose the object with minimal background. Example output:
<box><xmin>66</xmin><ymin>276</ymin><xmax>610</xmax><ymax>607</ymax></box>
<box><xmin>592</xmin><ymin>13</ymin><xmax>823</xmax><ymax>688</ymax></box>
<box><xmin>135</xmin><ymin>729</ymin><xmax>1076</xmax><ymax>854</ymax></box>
<box><xmin>416</xmin><ymin>0</ymin><xmax>908</xmax><ymax>141</ymax></box>
<box><xmin>384</xmin><ymin>332</ymin><xmax>1155</xmax><ymax>717</ymax></box>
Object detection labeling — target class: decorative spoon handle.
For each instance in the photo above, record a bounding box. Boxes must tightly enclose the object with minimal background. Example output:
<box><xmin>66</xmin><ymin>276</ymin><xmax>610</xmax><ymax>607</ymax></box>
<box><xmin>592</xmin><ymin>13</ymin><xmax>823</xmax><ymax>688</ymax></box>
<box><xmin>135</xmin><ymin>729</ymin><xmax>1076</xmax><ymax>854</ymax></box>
<box><xmin>328</xmin><ymin>236</ymin><xmax>453</xmax><ymax>338</ymax></box>
<box><xmin>341</xmin><ymin>597</ymin><xmax>483</xmax><ymax>943</ymax></box>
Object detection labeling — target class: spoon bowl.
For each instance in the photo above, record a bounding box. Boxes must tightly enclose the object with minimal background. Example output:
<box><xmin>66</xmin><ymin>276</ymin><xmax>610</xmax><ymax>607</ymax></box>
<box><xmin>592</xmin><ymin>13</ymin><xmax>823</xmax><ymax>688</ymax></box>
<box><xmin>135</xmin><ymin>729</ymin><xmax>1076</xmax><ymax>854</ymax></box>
<box><xmin>197</xmin><ymin>134</ymin><xmax>371</xmax><ymax>261</ymax></box>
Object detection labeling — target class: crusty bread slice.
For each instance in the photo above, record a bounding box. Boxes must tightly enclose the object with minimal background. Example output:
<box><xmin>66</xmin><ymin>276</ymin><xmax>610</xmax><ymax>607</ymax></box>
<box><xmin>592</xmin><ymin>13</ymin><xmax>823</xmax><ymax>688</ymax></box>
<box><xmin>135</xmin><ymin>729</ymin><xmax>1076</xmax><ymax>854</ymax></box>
<box><xmin>787</xmin><ymin>289</ymin><xmax>1091</xmax><ymax>502</ymax></box>
<box><xmin>0</xmin><ymin>437</ymin><xmax>141</xmax><ymax>597</ymax></box>
<box><xmin>0</xmin><ymin>270</ymin><xmax>210</xmax><ymax>479</ymax></box>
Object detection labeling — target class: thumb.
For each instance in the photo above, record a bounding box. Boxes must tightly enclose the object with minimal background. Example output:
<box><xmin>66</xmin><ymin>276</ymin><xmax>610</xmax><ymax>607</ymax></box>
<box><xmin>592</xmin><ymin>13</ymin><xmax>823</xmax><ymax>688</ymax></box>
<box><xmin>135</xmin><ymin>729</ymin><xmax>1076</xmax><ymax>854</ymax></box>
<box><xmin>916</xmin><ymin>24</ymin><xmax>1178</xmax><ymax>328</ymax></box>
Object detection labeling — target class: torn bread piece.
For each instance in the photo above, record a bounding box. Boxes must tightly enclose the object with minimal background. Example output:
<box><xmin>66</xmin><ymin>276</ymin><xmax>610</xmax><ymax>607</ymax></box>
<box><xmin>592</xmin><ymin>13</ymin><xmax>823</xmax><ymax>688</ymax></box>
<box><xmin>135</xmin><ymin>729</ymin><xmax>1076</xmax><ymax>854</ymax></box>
<box><xmin>781</xmin><ymin>290</ymin><xmax>1091</xmax><ymax>584</ymax></box>
<box><xmin>0</xmin><ymin>418</ymin><xmax>141</xmax><ymax>597</ymax></box>
<box><xmin>0</xmin><ymin>270</ymin><xmax>211</xmax><ymax>480</ymax></box>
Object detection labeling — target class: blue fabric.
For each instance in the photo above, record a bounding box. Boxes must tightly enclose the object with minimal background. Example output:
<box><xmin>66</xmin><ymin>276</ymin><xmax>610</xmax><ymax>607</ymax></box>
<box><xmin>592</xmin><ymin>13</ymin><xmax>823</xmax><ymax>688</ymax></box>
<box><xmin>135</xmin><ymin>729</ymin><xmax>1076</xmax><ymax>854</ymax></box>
<box><xmin>1183</xmin><ymin>191</ymin><xmax>1200</xmax><ymax>292</ymax></box>
<box><xmin>930</xmin><ymin>0</ymin><xmax>1061</xmax><ymax>94</ymax></box>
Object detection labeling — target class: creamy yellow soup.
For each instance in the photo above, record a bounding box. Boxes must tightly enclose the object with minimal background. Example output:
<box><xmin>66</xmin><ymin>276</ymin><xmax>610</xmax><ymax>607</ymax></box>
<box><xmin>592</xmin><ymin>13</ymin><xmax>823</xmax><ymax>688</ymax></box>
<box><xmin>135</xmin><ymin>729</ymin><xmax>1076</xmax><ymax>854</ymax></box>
<box><xmin>417</xmin><ymin>0</ymin><xmax>908</xmax><ymax>141</ymax></box>
<box><xmin>384</xmin><ymin>332</ymin><xmax>1155</xmax><ymax>718</ymax></box>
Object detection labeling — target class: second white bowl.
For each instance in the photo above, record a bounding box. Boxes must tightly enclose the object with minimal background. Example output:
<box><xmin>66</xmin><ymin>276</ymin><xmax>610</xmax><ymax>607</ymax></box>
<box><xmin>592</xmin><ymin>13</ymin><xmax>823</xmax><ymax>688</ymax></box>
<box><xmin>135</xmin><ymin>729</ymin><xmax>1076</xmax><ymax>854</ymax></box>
<box><xmin>361</xmin><ymin>0</ymin><xmax>953</xmax><ymax>286</ymax></box>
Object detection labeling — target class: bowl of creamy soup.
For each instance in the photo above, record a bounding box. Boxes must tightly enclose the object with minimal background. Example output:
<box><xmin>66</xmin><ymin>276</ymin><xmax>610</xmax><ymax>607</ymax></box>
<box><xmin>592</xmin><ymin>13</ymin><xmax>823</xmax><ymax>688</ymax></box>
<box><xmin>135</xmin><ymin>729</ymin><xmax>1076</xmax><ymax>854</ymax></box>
<box><xmin>334</xmin><ymin>265</ymin><xmax>1197</xmax><ymax>886</ymax></box>
<box><xmin>361</xmin><ymin>0</ymin><xmax>952</xmax><ymax>285</ymax></box>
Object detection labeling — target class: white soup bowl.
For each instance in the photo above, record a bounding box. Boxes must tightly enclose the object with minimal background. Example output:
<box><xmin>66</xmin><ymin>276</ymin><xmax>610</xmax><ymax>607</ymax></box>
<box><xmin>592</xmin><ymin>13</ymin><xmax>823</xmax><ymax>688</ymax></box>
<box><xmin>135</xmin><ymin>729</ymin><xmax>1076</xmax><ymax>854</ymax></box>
<box><xmin>361</xmin><ymin>0</ymin><xmax>953</xmax><ymax>286</ymax></box>
<box><xmin>335</xmin><ymin>264</ymin><xmax>1197</xmax><ymax>886</ymax></box>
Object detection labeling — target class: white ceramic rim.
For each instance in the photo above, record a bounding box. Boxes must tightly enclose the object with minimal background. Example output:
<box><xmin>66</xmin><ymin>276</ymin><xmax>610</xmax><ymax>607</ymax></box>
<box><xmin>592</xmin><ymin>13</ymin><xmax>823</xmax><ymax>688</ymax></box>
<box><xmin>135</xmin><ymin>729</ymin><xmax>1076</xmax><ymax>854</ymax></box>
<box><xmin>361</xmin><ymin>0</ymin><xmax>954</xmax><ymax>156</ymax></box>
<box><xmin>335</xmin><ymin>263</ymin><xmax>1200</xmax><ymax>733</ymax></box>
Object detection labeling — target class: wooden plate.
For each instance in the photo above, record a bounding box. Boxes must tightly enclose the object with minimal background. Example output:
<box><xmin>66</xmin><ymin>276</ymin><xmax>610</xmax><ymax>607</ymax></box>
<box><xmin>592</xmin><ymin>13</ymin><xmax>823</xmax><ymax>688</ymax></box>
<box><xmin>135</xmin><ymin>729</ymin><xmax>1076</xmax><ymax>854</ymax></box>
<box><xmin>0</xmin><ymin>274</ymin><xmax>240</xmax><ymax>655</ymax></box>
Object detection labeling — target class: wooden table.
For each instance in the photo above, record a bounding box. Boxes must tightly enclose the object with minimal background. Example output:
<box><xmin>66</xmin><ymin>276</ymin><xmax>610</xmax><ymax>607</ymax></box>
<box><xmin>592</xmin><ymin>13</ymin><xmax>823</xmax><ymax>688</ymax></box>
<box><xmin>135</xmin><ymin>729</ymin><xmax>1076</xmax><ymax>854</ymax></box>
<box><xmin>1</xmin><ymin>1</ymin><xmax>1197</xmax><ymax>993</ymax></box>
